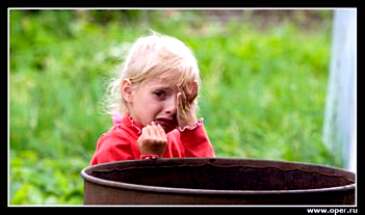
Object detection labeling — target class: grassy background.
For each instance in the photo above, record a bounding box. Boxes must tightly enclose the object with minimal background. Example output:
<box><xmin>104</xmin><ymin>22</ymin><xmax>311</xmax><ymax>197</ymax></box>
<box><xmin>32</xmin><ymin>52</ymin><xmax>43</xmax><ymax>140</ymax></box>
<box><xmin>9</xmin><ymin>10</ymin><xmax>337</xmax><ymax>205</ymax></box>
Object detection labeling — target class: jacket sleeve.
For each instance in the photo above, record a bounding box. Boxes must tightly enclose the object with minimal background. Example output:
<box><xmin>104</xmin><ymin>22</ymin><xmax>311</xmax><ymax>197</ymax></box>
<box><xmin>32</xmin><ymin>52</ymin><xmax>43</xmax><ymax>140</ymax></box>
<box><xmin>179</xmin><ymin>121</ymin><xmax>215</xmax><ymax>157</ymax></box>
<box><xmin>90</xmin><ymin>133</ymin><xmax>134</xmax><ymax>165</ymax></box>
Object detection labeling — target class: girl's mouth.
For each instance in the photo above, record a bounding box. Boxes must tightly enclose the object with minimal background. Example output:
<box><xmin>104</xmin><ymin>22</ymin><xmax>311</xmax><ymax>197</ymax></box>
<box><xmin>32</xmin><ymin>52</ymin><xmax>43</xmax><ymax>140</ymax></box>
<box><xmin>156</xmin><ymin>119</ymin><xmax>172</xmax><ymax>127</ymax></box>
<box><xmin>155</xmin><ymin>118</ymin><xmax>177</xmax><ymax>132</ymax></box>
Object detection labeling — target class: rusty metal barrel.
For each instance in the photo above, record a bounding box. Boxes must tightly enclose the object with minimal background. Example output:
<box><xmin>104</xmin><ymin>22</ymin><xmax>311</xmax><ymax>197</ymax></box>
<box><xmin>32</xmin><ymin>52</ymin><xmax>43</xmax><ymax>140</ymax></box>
<box><xmin>81</xmin><ymin>158</ymin><xmax>355</xmax><ymax>205</ymax></box>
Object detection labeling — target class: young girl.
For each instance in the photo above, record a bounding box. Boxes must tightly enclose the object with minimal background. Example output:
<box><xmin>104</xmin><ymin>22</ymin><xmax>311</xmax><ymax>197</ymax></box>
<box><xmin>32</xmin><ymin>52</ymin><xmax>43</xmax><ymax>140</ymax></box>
<box><xmin>90</xmin><ymin>32</ymin><xmax>215</xmax><ymax>165</ymax></box>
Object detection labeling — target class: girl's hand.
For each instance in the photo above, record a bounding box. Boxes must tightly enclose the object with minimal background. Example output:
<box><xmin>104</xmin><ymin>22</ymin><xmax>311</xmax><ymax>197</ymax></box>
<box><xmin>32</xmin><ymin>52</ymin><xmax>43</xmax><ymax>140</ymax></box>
<box><xmin>137</xmin><ymin>121</ymin><xmax>167</xmax><ymax>156</ymax></box>
<box><xmin>177</xmin><ymin>81</ymin><xmax>198</xmax><ymax>129</ymax></box>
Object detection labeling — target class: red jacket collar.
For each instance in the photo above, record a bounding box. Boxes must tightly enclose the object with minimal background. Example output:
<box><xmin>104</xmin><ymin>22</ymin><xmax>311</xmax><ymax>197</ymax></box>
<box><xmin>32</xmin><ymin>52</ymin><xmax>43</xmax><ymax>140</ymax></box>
<box><xmin>120</xmin><ymin>114</ymin><xmax>143</xmax><ymax>135</ymax></box>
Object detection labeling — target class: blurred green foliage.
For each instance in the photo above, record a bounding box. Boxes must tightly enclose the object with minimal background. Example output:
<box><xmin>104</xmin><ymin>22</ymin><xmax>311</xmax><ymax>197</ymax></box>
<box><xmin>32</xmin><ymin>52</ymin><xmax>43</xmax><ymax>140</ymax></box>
<box><xmin>10</xmin><ymin>10</ymin><xmax>336</xmax><ymax>205</ymax></box>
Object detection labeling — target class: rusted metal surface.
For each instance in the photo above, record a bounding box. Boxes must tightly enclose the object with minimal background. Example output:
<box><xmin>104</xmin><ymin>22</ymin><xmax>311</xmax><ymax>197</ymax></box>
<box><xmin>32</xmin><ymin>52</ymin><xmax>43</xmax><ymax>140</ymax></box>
<box><xmin>81</xmin><ymin>158</ymin><xmax>355</xmax><ymax>205</ymax></box>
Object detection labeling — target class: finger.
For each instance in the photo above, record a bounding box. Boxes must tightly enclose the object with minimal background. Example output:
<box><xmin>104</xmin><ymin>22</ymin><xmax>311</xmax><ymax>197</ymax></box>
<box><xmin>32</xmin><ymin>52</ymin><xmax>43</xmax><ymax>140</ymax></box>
<box><xmin>180</xmin><ymin>91</ymin><xmax>189</xmax><ymax>113</ymax></box>
<box><xmin>177</xmin><ymin>92</ymin><xmax>182</xmax><ymax>110</ymax></box>
<box><xmin>144</xmin><ymin>124</ymin><xmax>153</xmax><ymax>138</ymax></box>
<box><xmin>176</xmin><ymin>93</ymin><xmax>183</xmax><ymax>121</ymax></box>
<box><xmin>141</xmin><ymin>126</ymin><xmax>148</xmax><ymax>136</ymax></box>
<box><xmin>178</xmin><ymin>90</ymin><xmax>186</xmax><ymax>105</ymax></box>
<box><xmin>157</xmin><ymin>124</ymin><xmax>166</xmax><ymax>139</ymax></box>
<box><xmin>160</xmin><ymin>132</ymin><xmax>167</xmax><ymax>143</ymax></box>
<box><xmin>188</xmin><ymin>81</ymin><xmax>198</xmax><ymax>102</ymax></box>
<box><xmin>186</xmin><ymin>82</ymin><xmax>198</xmax><ymax>102</ymax></box>
<box><xmin>154</xmin><ymin>124</ymin><xmax>164</xmax><ymax>143</ymax></box>
<box><xmin>151</xmin><ymin>123</ymin><xmax>161</xmax><ymax>139</ymax></box>
<box><xmin>150</xmin><ymin>121</ymin><xmax>156</xmax><ymax>131</ymax></box>
<box><xmin>178</xmin><ymin>91</ymin><xmax>190</xmax><ymax>117</ymax></box>
<box><xmin>180</xmin><ymin>82</ymin><xmax>192</xmax><ymax>102</ymax></box>
<box><xmin>150</xmin><ymin>122</ymin><xmax>162</xmax><ymax>139</ymax></box>
<box><xmin>177</xmin><ymin>92</ymin><xmax>186</xmax><ymax>114</ymax></box>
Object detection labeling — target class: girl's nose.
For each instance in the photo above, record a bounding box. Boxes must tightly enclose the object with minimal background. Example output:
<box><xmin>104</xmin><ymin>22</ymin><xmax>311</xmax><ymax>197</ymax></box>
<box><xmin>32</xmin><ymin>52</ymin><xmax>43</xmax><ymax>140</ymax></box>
<box><xmin>164</xmin><ymin>95</ymin><xmax>177</xmax><ymax>115</ymax></box>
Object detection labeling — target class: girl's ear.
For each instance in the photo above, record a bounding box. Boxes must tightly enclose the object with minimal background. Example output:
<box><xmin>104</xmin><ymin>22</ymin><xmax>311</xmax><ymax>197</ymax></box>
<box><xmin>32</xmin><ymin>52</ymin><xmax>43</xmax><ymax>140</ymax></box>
<box><xmin>121</xmin><ymin>79</ymin><xmax>133</xmax><ymax>103</ymax></box>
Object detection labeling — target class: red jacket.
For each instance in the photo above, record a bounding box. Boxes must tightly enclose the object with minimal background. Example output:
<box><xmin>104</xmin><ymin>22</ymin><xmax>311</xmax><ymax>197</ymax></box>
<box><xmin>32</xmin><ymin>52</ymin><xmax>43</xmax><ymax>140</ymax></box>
<box><xmin>90</xmin><ymin>114</ymin><xmax>215</xmax><ymax>165</ymax></box>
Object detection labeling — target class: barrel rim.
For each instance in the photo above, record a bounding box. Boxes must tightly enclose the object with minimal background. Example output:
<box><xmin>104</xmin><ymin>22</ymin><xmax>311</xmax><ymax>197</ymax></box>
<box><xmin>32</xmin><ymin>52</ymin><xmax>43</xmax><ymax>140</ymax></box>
<box><xmin>81</xmin><ymin>157</ymin><xmax>356</xmax><ymax>196</ymax></box>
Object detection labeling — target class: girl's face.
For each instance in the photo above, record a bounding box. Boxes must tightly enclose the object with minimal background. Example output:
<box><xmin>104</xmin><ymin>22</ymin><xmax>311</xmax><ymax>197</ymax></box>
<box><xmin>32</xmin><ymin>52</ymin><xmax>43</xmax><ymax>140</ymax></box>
<box><xmin>125</xmin><ymin>77</ymin><xmax>180</xmax><ymax>133</ymax></box>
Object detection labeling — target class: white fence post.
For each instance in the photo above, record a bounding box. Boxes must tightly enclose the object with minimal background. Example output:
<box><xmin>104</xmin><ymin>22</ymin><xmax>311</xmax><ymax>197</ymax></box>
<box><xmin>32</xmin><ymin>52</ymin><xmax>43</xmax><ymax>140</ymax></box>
<box><xmin>323</xmin><ymin>9</ymin><xmax>356</xmax><ymax>172</ymax></box>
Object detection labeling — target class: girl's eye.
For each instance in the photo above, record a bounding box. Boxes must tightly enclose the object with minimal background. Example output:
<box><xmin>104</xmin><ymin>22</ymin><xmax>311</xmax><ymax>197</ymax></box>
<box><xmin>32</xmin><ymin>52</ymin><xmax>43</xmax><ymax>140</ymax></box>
<box><xmin>153</xmin><ymin>90</ymin><xmax>166</xmax><ymax>99</ymax></box>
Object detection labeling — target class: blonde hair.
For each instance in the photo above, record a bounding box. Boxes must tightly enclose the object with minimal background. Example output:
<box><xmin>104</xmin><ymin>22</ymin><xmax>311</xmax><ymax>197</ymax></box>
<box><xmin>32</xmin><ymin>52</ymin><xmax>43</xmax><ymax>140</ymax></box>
<box><xmin>104</xmin><ymin>31</ymin><xmax>201</xmax><ymax>116</ymax></box>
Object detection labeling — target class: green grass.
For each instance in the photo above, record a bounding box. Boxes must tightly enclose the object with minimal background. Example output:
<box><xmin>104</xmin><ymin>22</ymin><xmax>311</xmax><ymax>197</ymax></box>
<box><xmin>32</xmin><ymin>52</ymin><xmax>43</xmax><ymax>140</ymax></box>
<box><xmin>9</xmin><ymin>10</ymin><xmax>336</xmax><ymax>205</ymax></box>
